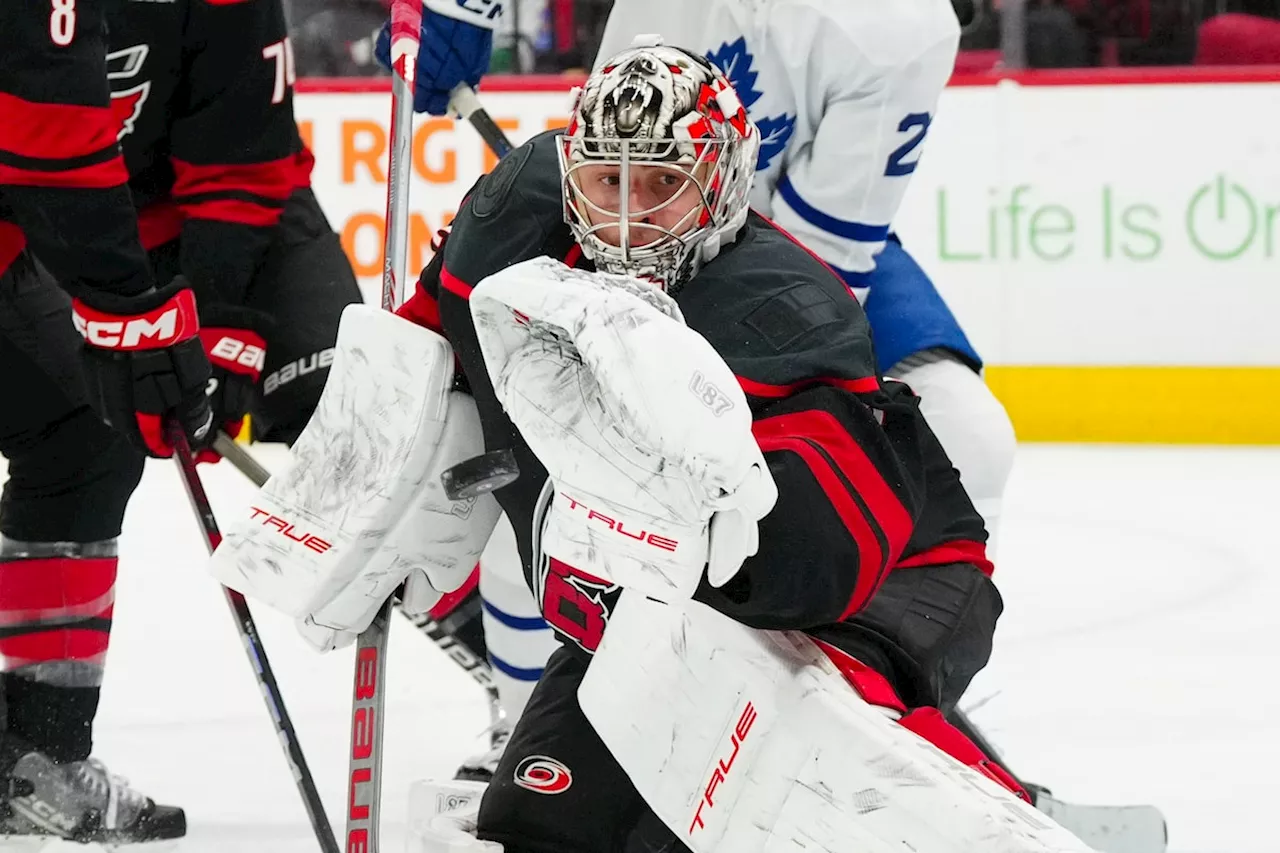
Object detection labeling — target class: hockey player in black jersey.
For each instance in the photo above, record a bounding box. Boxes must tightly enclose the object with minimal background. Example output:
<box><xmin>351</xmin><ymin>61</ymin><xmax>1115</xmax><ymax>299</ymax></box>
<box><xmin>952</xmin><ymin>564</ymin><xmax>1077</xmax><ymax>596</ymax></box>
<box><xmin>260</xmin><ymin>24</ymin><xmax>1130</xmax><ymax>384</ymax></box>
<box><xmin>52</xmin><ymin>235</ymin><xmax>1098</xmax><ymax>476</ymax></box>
<box><xmin>0</xmin><ymin>0</ymin><xmax>359</xmax><ymax>844</ymax></box>
<box><xmin>379</xmin><ymin>41</ymin><xmax>1017</xmax><ymax>853</ymax></box>
<box><xmin>0</xmin><ymin>0</ymin><xmax>205</xmax><ymax>843</ymax></box>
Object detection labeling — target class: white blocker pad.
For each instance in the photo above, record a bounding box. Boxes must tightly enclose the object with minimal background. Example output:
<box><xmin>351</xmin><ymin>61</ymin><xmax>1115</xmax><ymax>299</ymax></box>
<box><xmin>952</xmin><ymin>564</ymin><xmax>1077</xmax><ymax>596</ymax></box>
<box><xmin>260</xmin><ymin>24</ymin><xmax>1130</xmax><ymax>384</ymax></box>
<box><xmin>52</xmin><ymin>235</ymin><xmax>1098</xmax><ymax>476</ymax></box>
<box><xmin>579</xmin><ymin>591</ymin><xmax>1098</xmax><ymax>853</ymax></box>
<box><xmin>208</xmin><ymin>304</ymin><xmax>501</xmax><ymax>633</ymax></box>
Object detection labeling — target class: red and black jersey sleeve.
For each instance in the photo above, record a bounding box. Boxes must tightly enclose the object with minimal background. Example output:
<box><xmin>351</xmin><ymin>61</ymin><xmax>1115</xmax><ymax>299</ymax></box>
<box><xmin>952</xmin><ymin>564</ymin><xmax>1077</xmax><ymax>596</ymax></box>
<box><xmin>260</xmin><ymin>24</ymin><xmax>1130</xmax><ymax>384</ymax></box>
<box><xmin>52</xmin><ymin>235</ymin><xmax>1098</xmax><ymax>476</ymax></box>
<box><xmin>0</xmin><ymin>0</ymin><xmax>152</xmax><ymax>297</ymax></box>
<box><xmin>685</xmin><ymin>214</ymin><xmax>988</xmax><ymax>630</ymax></box>
<box><xmin>169</xmin><ymin>0</ymin><xmax>311</xmax><ymax>306</ymax></box>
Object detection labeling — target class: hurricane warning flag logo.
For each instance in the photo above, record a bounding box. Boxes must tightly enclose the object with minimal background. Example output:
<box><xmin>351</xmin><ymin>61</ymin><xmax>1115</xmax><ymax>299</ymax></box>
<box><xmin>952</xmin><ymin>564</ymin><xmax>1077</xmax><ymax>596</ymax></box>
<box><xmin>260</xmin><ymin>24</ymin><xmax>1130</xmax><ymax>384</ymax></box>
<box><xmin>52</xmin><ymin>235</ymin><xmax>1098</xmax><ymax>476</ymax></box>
<box><xmin>107</xmin><ymin>44</ymin><xmax>151</xmax><ymax>139</ymax></box>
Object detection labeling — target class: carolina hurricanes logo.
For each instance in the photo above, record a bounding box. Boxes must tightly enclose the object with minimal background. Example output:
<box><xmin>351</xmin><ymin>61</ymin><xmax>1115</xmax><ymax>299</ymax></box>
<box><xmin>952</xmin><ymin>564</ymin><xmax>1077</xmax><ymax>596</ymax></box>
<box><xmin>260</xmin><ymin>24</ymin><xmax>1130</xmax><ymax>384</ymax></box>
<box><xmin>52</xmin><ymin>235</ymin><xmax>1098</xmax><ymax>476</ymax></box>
<box><xmin>513</xmin><ymin>755</ymin><xmax>573</xmax><ymax>795</ymax></box>
<box><xmin>107</xmin><ymin>44</ymin><xmax>152</xmax><ymax>140</ymax></box>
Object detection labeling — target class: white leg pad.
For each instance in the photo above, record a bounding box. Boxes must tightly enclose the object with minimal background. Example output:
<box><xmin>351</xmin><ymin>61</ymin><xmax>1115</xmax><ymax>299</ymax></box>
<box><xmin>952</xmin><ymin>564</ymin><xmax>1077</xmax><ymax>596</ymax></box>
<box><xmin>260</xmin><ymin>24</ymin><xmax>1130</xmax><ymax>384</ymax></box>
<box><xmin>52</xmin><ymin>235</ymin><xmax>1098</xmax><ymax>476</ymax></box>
<box><xmin>208</xmin><ymin>304</ymin><xmax>500</xmax><ymax>635</ymax></box>
<box><xmin>579</xmin><ymin>591</ymin><xmax>1097</xmax><ymax>853</ymax></box>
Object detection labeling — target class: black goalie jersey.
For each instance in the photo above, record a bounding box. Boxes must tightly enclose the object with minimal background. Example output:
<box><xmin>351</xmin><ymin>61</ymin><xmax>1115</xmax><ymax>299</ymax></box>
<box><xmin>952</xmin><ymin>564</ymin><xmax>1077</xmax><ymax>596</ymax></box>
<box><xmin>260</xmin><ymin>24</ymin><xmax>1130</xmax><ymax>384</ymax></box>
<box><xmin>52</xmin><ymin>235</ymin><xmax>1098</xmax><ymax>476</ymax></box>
<box><xmin>106</xmin><ymin>0</ymin><xmax>314</xmax><ymax>305</ymax></box>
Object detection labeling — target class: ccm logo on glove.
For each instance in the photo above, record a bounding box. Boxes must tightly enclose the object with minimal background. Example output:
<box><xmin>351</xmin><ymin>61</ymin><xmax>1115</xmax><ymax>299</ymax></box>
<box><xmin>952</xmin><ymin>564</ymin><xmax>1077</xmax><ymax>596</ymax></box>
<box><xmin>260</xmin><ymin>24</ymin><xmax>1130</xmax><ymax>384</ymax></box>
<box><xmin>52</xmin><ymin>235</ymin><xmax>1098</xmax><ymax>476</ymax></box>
<box><xmin>561</xmin><ymin>493</ymin><xmax>680</xmax><ymax>552</ymax></box>
<box><xmin>72</xmin><ymin>290</ymin><xmax>198</xmax><ymax>350</ymax></box>
<box><xmin>248</xmin><ymin>506</ymin><xmax>333</xmax><ymax>554</ymax></box>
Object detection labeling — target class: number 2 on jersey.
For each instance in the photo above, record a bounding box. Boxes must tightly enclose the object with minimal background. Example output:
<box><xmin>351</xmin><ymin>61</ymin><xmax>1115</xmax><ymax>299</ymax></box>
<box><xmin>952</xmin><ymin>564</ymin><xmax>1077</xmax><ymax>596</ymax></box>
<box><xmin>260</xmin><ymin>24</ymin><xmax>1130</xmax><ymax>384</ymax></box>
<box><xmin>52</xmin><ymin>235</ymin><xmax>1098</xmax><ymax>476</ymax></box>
<box><xmin>885</xmin><ymin>112</ymin><xmax>932</xmax><ymax>177</ymax></box>
<box><xmin>50</xmin><ymin>0</ymin><xmax>76</xmax><ymax>46</ymax></box>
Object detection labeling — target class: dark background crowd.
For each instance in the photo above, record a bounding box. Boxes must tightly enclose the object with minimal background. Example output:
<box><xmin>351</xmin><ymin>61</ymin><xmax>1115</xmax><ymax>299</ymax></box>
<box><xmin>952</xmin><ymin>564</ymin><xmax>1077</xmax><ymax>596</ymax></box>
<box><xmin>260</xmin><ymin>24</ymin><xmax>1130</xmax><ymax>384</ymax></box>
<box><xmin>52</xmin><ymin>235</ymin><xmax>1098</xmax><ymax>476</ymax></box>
<box><xmin>283</xmin><ymin>0</ymin><xmax>1280</xmax><ymax>79</ymax></box>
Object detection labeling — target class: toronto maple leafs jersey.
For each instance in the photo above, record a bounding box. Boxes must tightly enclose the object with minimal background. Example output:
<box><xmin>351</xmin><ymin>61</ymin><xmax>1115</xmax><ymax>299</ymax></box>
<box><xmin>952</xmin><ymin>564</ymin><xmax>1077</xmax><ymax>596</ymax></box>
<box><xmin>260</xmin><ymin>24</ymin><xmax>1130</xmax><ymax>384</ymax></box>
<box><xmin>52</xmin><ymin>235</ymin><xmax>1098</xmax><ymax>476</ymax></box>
<box><xmin>106</xmin><ymin>0</ymin><xmax>313</xmax><ymax>307</ymax></box>
<box><xmin>596</xmin><ymin>0</ymin><xmax>959</xmax><ymax>296</ymax></box>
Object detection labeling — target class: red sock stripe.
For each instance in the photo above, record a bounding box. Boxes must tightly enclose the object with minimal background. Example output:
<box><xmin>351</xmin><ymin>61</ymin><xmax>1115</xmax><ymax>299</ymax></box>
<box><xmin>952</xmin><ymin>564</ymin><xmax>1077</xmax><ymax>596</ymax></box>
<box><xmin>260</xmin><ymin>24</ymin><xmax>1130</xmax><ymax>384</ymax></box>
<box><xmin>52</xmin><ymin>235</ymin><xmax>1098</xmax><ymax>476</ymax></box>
<box><xmin>895</xmin><ymin>540</ymin><xmax>994</xmax><ymax>577</ymax></box>
<box><xmin>0</xmin><ymin>92</ymin><xmax>122</xmax><ymax>162</ymax></box>
<box><xmin>171</xmin><ymin>156</ymin><xmax>300</xmax><ymax>203</ymax></box>
<box><xmin>0</xmin><ymin>558</ymin><xmax>117</xmax><ymax>626</ymax></box>
<box><xmin>0</xmin><ymin>557</ymin><xmax>116</xmax><ymax>669</ymax></box>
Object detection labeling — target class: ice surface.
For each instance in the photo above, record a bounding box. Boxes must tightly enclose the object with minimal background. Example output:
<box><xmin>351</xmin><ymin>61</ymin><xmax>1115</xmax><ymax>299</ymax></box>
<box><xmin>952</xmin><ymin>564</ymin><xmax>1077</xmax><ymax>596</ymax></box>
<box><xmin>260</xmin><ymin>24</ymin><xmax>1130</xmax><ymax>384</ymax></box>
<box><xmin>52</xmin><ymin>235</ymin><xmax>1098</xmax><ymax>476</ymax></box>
<box><xmin>5</xmin><ymin>443</ymin><xmax>1274</xmax><ymax>852</ymax></box>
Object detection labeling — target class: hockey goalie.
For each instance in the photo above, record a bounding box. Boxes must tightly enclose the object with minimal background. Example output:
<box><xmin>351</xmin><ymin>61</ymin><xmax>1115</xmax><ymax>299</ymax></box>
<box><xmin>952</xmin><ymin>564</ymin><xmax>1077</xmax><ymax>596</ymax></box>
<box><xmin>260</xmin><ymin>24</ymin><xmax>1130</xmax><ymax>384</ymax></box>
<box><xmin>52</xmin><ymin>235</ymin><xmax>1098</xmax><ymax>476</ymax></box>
<box><xmin>210</xmin><ymin>38</ymin><xmax>1099</xmax><ymax>853</ymax></box>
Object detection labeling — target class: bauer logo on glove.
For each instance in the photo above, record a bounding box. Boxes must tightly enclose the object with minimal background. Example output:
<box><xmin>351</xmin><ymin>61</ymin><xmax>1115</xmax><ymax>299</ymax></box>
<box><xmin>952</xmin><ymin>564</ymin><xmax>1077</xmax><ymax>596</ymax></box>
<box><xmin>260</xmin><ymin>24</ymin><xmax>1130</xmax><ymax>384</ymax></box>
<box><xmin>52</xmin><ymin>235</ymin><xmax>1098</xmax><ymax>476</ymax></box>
<box><xmin>470</xmin><ymin>257</ymin><xmax>778</xmax><ymax>602</ymax></box>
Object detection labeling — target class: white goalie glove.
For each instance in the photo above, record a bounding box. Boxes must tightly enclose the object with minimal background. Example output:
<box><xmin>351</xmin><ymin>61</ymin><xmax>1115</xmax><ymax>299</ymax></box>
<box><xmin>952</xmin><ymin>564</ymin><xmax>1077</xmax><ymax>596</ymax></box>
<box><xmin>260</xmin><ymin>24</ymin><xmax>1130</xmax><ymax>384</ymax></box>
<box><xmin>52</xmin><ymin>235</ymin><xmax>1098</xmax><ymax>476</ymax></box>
<box><xmin>469</xmin><ymin>257</ymin><xmax>777</xmax><ymax>602</ymax></box>
<box><xmin>208</xmin><ymin>305</ymin><xmax>501</xmax><ymax>651</ymax></box>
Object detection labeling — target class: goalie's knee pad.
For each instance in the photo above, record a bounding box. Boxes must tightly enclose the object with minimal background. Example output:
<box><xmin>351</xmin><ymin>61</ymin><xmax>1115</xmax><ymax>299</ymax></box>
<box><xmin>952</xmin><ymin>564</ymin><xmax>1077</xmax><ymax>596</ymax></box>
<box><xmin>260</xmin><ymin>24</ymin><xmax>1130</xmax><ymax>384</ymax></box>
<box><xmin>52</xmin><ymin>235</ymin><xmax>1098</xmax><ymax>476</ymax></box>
<box><xmin>580</xmin><ymin>593</ymin><xmax>1088</xmax><ymax>853</ymax></box>
<box><xmin>815</xmin><ymin>563</ymin><xmax>1003</xmax><ymax>712</ymax></box>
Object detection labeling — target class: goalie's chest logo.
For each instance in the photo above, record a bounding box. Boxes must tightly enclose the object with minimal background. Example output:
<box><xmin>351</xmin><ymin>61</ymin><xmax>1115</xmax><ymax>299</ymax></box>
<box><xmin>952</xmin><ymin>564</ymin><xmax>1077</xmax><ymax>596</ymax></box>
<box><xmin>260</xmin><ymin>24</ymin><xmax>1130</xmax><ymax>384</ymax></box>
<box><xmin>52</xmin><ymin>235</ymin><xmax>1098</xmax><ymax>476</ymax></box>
<box><xmin>705</xmin><ymin>37</ymin><xmax>795</xmax><ymax>171</ymax></box>
<box><xmin>107</xmin><ymin>44</ymin><xmax>152</xmax><ymax>140</ymax></box>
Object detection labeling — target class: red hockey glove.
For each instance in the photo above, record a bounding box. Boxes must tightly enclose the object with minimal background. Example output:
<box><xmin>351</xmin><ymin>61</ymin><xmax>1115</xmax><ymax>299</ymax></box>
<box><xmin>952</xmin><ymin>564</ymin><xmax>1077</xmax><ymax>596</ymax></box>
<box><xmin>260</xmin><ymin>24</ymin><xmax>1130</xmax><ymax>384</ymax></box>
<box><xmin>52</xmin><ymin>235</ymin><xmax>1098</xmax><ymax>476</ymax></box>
<box><xmin>197</xmin><ymin>303</ymin><xmax>273</xmax><ymax>451</ymax></box>
<box><xmin>72</xmin><ymin>277</ymin><xmax>213</xmax><ymax>458</ymax></box>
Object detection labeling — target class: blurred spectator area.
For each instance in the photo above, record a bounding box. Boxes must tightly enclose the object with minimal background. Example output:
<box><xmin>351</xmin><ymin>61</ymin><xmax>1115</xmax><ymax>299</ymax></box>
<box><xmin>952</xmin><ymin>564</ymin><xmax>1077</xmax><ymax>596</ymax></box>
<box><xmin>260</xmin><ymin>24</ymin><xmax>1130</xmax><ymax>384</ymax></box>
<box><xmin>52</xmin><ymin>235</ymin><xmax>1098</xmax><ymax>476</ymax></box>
<box><xmin>284</xmin><ymin>0</ymin><xmax>1280</xmax><ymax>78</ymax></box>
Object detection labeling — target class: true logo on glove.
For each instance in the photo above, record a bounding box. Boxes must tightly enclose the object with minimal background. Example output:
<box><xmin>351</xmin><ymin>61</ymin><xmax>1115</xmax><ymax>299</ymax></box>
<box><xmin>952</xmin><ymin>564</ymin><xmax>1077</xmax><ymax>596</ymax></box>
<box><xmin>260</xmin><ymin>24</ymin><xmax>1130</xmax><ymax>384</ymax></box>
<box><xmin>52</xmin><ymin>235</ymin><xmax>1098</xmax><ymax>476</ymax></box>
<box><xmin>688</xmin><ymin>701</ymin><xmax>759</xmax><ymax>835</ymax></box>
<box><xmin>247</xmin><ymin>507</ymin><xmax>333</xmax><ymax>554</ymax></box>
<box><xmin>560</xmin><ymin>493</ymin><xmax>680</xmax><ymax>552</ymax></box>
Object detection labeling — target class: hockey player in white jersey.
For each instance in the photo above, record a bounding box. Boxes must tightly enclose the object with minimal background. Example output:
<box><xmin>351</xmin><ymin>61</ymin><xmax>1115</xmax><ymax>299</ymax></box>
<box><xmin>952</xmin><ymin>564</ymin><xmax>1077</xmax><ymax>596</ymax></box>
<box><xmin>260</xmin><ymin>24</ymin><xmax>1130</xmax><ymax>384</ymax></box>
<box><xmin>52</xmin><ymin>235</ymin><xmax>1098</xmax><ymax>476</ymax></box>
<box><xmin>594</xmin><ymin>0</ymin><xmax>1015</xmax><ymax>537</ymax></box>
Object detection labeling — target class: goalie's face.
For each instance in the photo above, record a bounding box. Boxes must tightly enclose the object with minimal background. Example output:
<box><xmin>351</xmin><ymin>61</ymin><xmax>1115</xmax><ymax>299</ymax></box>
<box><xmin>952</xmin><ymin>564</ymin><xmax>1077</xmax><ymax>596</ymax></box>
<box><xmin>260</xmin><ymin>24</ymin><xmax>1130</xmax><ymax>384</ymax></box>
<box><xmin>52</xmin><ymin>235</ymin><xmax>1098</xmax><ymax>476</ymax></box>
<box><xmin>567</xmin><ymin>159</ymin><xmax>710</xmax><ymax>251</ymax></box>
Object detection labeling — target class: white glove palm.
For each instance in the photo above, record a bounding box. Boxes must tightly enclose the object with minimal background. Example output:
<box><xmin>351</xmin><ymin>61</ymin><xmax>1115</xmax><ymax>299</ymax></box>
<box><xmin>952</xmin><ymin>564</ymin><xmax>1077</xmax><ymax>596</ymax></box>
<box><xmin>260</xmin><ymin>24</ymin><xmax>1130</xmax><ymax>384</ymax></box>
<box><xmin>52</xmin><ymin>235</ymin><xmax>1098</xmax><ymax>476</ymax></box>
<box><xmin>470</xmin><ymin>257</ymin><xmax>777</xmax><ymax>601</ymax></box>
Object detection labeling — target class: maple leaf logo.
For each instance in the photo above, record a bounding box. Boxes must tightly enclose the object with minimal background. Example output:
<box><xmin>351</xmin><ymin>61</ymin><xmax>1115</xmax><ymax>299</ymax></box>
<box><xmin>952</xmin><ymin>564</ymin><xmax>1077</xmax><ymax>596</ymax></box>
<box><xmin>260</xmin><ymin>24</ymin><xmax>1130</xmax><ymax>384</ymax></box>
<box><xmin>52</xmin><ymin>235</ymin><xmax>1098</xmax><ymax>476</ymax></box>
<box><xmin>705</xmin><ymin>37</ymin><xmax>795</xmax><ymax>171</ymax></box>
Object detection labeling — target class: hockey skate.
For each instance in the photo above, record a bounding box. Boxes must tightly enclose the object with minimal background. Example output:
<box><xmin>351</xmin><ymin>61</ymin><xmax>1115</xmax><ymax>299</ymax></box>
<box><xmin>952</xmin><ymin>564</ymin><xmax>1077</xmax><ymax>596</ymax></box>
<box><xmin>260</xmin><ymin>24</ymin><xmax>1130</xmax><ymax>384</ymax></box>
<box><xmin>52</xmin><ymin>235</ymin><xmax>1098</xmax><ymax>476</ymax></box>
<box><xmin>0</xmin><ymin>740</ymin><xmax>185</xmax><ymax>849</ymax></box>
<box><xmin>453</xmin><ymin>719</ymin><xmax>512</xmax><ymax>784</ymax></box>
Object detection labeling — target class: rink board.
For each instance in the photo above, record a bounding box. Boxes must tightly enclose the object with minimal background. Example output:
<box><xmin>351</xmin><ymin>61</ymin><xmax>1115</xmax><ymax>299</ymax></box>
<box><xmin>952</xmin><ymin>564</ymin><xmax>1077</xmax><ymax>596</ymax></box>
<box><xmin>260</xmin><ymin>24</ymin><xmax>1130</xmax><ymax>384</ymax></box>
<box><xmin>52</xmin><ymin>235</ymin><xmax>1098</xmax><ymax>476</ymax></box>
<box><xmin>293</xmin><ymin>69</ymin><xmax>1280</xmax><ymax>444</ymax></box>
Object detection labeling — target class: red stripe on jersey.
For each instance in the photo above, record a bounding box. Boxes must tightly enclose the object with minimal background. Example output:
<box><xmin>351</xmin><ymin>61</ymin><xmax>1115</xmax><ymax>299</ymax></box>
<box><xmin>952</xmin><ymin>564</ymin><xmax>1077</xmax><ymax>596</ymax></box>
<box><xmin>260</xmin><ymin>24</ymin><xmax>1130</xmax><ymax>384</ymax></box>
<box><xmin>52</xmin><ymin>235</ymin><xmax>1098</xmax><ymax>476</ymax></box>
<box><xmin>440</xmin><ymin>267</ymin><xmax>474</xmax><ymax>299</ymax></box>
<box><xmin>564</xmin><ymin>243</ymin><xmax>584</xmax><ymax>268</ymax></box>
<box><xmin>428</xmin><ymin>566</ymin><xmax>480</xmax><ymax>621</ymax></box>
<box><xmin>170</xmin><ymin>156</ymin><xmax>299</xmax><ymax>203</ymax></box>
<box><xmin>755</xmin><ymin>409</ymin><xmax>914</xmax><ymax>618</ymax></box>
<box><xmin>753</xmin><ymin>422</ymin><xmax>885</xmax><ymax>617</ymax></box>
<box><xmin>396</xmin><ymin>285</ymin><xmax>444</xmax><ymax>334</ymax></box>
<box><xmin>736</xmin><ymin>374</ymin><xmax>881</xmax><ymax>399</ymax></box>
<box><xmin>0</xmin><ymin>222</ymin><xmax>26</xmax><ymax>275</ymax></box>
<box><xmin>0</xmin><ymin>92</ymin><xmax>121</xmax><ymax>162</ymax></box>
<box><xmin>177</xmin><ymin>197</ymin><xmax>283</xmax><ymax>227</ymax></box>
<box><xmin>895</xmin><ymin>540</ymin><xmax>994</xmax><ymax>577</ymax></box>
<box><xmin>0</xmin><ymin>157</ymin><xmax>129</xmax><ymax>190</ymax></box>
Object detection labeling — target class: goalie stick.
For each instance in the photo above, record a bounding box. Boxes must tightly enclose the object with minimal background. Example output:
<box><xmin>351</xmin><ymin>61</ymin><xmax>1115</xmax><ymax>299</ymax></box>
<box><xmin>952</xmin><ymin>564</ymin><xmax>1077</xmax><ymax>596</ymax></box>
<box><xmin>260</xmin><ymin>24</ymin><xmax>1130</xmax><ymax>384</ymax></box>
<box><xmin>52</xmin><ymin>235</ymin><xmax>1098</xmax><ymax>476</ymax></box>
<box><xmin>346</xmin><ymin>6</ymin><xmax>521</xmax><ymax>851</ymax></box>
<box><xmin>168</xmin><ymin>424</ymin><xmax>339</xmax><ymax>853</ymax></box>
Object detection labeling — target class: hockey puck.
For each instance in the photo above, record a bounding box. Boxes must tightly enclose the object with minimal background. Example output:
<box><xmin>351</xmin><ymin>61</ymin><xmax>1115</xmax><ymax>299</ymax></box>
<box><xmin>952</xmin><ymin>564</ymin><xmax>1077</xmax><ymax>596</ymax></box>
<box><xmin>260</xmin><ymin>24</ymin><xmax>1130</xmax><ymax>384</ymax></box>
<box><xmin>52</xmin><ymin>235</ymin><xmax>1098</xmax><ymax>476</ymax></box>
<box><xmin>441</xmin><ymin>449</ymin><xmax>520</xmax><ymax>501</ymax></box>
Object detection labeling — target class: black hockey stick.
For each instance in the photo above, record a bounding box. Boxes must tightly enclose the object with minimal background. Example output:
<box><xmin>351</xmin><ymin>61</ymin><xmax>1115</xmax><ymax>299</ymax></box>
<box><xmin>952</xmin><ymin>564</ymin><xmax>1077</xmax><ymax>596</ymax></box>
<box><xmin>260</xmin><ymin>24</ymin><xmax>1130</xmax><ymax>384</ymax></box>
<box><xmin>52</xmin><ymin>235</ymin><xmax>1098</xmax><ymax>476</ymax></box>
<box><xmin>449</xmin><ymin>83</ymin><xmax>513</xmax><ymax>160</ymax></box>
<box><xmin>168</xmin><ymin>423</ymin><xmax>340</xmax><ymax>853</ymax></box>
